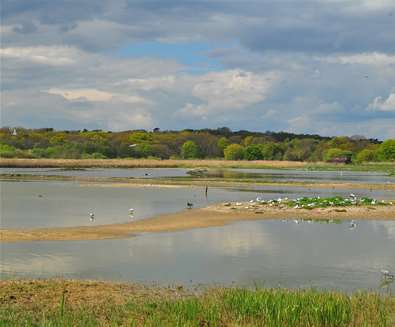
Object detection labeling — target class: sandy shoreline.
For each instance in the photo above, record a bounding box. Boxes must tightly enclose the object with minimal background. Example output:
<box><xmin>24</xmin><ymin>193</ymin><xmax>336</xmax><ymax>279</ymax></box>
<box><xmin>1</xmin><ymin>202</ymin><xmax>395</xmax><ymax>243</ymax></box>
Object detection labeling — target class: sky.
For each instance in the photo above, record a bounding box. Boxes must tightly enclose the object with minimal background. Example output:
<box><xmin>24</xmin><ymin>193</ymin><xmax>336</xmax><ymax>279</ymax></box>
<box><xmin>1</xmin><ymin>0</ymin><xmax>395</xmax><ymax>139</ymax></box>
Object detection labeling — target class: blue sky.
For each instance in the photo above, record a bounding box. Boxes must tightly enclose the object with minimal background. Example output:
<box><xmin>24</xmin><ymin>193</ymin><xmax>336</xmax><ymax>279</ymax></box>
<box><xmin>1</xmin><ymin>0</ymin><xmax>395</xmax><ymax>139</ymax></box>
<box><xmin>116</xmin><ymin>41</ymin><xmax>224</xmax><ymax>73</ymax></box>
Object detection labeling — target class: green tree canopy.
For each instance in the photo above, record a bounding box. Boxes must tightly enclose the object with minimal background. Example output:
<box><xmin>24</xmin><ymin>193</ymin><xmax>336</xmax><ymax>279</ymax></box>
<box><xmin>378</xmin><ymin>139</ymin><xmax>395</xmax><ymax>161</ymax></box>
<box><xmin>217</xmin><ymin>137</ymin><xmax>230</xmax><ymax>154</ymax></box>
<box><xmin>181</xmin><ymin>141</ymin><xmax>200</xmax><ymax>159</ymax></box>
<box><xmin>356</xmin><ymin>149</ymin><xmax>377</xmax><ymax>163</ymax></box>
<box><xmin>244</xmin><ymin>144</ymin><xmax>263</xmax><ymax>160</ymax></box>
<box><xmin>224</xmin><ymin>144</ymin><xmax>245</xmax><ymax>160</ymax></box>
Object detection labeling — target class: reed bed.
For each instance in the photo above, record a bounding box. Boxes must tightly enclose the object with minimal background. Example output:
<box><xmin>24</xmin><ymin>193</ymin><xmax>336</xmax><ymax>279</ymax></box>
<box><xmin>0</xmin><ymin>280</ymin><xmax>393</xmax><ymax>326</ymax></box>
<box><xmin>0</xmin><ymin>158</ymin><xmax>311</xmax><ymax>169</ymax></box>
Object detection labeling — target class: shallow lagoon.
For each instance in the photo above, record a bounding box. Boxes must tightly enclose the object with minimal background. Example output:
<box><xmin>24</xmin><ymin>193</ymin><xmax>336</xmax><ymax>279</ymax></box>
<box><xmin>1</xmin><ymin>167</ymin><xmax>394</xmax><ymax>292</ymax></box>
<box><xmin>1</xmin><ymin>167</ymin><xmax>395</xmax><ymax>184</ymax></box>
<box><xmin>1</xmin><ymin>219</ymin><xmax>394</xmax><ymax>292</ymax></box>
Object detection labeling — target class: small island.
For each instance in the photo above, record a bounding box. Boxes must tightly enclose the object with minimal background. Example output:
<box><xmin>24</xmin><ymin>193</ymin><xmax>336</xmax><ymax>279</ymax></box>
<box><xmin>1</xmin><ymin>196</ymin><xmax>394</xmax><ymax>243</ymax></box>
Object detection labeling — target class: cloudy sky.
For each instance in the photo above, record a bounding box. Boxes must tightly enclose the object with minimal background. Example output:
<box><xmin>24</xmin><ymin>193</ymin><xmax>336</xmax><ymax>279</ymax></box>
<box><xmin>1</xmin><ymin>0</ymin><xmax>395</xmax><ymax>139</ymax></box>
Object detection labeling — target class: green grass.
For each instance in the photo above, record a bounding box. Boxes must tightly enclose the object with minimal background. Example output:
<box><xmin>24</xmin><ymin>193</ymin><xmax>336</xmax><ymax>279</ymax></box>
<box><xmin>255</xmin><ymin>196</ymin><xmax>393</xmax><ymax>210</ymax></box>
<box><xmin>1</xmin><ymin>287</ymin><xmax>393</xmax><ymax>326</ymax></box>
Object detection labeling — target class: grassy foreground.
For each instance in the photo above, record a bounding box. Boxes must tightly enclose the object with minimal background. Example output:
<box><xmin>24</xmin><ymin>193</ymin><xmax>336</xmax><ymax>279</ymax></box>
<box><xmin>0</xmin><ymin>280</ymin><xmax>394</xmax><ymax>326</ymax></box>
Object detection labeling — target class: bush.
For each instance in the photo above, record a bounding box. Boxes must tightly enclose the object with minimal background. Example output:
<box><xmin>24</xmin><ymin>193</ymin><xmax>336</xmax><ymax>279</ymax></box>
<box><xmin>0</xmin><ymin>144</ymin><xmax>17</xmax><ymax>158</ymax></box>
<box><xmin>224</xmin><ymin>144</ymin><xmax>244</xmax><ymax>160</ymax></box>
<box><xmin>356</xmin><ymin>149</ymin><xmax>377</xmax><ymax>163</ymax></box>
<box><xmin>31</xmin><ymin>147</ymin><xmax>49</xmax><ymax>158</ymax></box>
<box><xmin>324</xmin><ymin>148</ymin><xmax>353</xmax><ymax>162</ymax></box>
<box><xmin>181</xmin><ymin>141</ymin><xmax>201</xmax><ymax>159</ymax></box>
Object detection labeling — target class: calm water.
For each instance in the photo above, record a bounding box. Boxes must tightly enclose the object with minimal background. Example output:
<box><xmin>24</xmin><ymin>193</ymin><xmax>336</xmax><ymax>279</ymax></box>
<box><xmin>1</xmin><ymin>180</ymin><xmax>394</xmax><ymax>229</ymax></box>
<box><xmin>1</xmin><ymin>220</ymin><xmax>394</xmax><ymax>292</ymax></box>
<box><xmin>204</xmin><ymin>168</ymin><xmax>395</xmax><ymax>184</ymax></box>
<box><xmin>0</xmin><ymin>167</ymin><xmax>190</xmax><ymax>178</ymax></box>
<box><xmin>1</xmin><ymin>168</ymin><xmax>394</xmax><ymax>292</ymax></box>
<box><xmin>1</xmin><ymin>167</ymin><xmax>394</xmax><ymax>184</ymax></box>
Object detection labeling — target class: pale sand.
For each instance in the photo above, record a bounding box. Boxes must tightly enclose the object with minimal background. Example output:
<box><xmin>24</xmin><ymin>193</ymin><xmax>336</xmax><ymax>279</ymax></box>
<box><xmin>1</xmin><ymin>203</ymin><xmax>394</xmax><ymax>243</ymax></box>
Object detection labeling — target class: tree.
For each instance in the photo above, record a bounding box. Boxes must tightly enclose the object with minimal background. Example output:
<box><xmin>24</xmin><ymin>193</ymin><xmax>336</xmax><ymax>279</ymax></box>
<box><xmin>261</xmin><ymin>143</ymin><xmax>284</xmax><ymax>160</ymax></box>
<box><xmin>224</xmin><ymin>144</ymin><xmax>244</xmax><ymax>160</ymax></box>
<box><xmin>217</xmin><ymin>137</ymin><xmax>229</xmax><ymax>150</ymax></box>
<box><xmin>378</xmin><ymin>139</ymin><xmax>395</xmax><ymax>161</ymax></box>
<box><xmin>356</xmin><ymin>149</ymin><xmax>377</xmax><ymax>162</ymax></box>
<box><xmin>244</xmin><ymin>144</ymin><xmax>263</xmax><ymax>160</ymax></box>
<box><xmin>181</xmin><ymin>141</ymin><xmax>200</xmax><ymax>159</ymax></box>
<box><xmin>217</xmin><ymin>137</ymin><xmax>230</xmax><ymax>156</ymax></box>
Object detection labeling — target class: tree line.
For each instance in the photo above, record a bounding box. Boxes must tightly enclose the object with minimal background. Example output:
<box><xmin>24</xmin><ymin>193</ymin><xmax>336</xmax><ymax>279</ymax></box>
<box><xmin>0</xmin><ymin>127</ymin><xmax>394</xmax><ymax>162</ymax></box>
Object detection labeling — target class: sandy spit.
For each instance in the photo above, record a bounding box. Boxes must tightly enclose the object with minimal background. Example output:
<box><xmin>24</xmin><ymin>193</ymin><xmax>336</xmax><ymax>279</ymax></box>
<box><xmin>1</xmin><ymin>203</ymin><xmax>395</xmax><ymax>243</ymax></box>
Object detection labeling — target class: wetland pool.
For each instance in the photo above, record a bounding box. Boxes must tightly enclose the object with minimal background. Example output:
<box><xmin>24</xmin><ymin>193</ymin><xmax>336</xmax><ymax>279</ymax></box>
<box><xmin>1</xmin><ymin>167</ymin><xmax>394</xmax><ymax>292</ymax></box>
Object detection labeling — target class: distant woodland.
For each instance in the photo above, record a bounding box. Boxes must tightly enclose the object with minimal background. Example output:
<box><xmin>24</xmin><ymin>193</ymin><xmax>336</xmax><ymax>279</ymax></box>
<box><xmin>1</xmin><ymin>127</ymin><xmax>394</xmax><ymax>162</ymax></box>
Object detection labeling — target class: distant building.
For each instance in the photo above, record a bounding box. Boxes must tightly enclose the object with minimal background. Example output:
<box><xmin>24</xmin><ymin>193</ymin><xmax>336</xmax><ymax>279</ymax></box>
<box><xmin>153</xmin><ymin>127</ymin><xmax>160</xmax><ymax>133</ymax></box>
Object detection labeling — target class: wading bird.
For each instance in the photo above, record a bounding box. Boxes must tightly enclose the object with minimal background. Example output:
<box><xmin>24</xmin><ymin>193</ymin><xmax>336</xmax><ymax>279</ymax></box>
<box><xmin>349</xmin><ymin>220</ymin><xmax>357</xmax><ymax>229</ymax></box>
<box><xmin>89</xmin><ymin>212</ymin><xmax>95</xmax><ymax>222</ymax></box>
<box><xmin>187</xmin><ymin>202</ymin><xmax>194</xmax><ymax>209</ymax></box>
<box><xmin>381</xmin><ymin>269</ymin><xmax>394</xmax><ymax>280</ymax></box>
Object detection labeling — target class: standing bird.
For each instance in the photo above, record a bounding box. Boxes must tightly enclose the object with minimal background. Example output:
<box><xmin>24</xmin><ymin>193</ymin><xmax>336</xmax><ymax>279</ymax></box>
<box><xmin>89</xmin><ymin>212</ymin><xmax>95</xmax><ymax>222</ymax></box>
<box><xmin>381</xmin><ymin>270</ymin><xmax>394</xmax><ymax>280</ymax></box>
<box><xmin>349</xmin><ymin>220</ymin><xmax>357</xmax><ymax>230</ymax></box>
<box><xmin>129</xmin><ymin>208</ymin><xmax>135</xmax><ymax>218</ymax></box>
<box><xmin>187</xmin><ymin>202</ymin><xmax>194</xmax><ymax>209</ymax></box>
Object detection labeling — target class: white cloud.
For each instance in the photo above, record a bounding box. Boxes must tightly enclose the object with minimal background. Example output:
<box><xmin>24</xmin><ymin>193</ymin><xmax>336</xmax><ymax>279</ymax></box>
<box><xmin>47</xmin><ymin>88</ymin><xmax>114</xmax><ymax>102</ymax></box>
<box><xmin>70</xmin><ymin>107</ymin><xmax>154</xmax><ymax>130</ymax></box>
<box><xmin>320</xmin><ymin>52</ymin><xmax>395</xmax><ymax>66</ymax></box>
<box><xmin>124</xmin><ymin>76</ymin><xmax>176</xmax><ymax>91</ymax></box>
<box><xmin>369</xmin><ymin>92</ymin><xmax>395</xmax><ymax>112</ymax></box>
<box><xmin>0</xmin><ymin>46</ymin><xmax>85</xmax><ymax>66</ymax></box>
<box><xmin>179</xmin><ymin>69</ymin><xmax>279</xmax><ymax>118</ymax></box>
<box><xmin>47</xmin><ymin>87</ymin><xmax>149</xmax><ymax>105</ymax></box>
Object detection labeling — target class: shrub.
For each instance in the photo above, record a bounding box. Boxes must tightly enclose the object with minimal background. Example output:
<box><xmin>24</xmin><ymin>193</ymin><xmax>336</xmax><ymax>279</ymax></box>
<box><xmin>324</xmin><ymin>148</ymin><xmax>353</xmax><ymax>162</ymax></box>
<box><xmin>0</xmin><ymin>143</ymin><xmax>17</xmax><ymax>158</ymax></box>
<box><xmin>356</xmin><ymin>149</ymin><xmax>377</xmax><ymax>163</ymax></box>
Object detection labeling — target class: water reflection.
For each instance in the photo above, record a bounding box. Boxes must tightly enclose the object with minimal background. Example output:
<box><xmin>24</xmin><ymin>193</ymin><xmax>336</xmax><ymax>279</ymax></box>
<box><xmin>1</xmin><ymin>220</ymin><xmax>394</xmax><ymax>292</ymax></box>
<box><xmin>2</xmin><ymin>180</ymin><xmax>394</xmax><ymax>229</ymax></box>
<box><xmin>1</xmin><ymin>167</ymin><xmax>394</xmax><ymax>184</ymax></box>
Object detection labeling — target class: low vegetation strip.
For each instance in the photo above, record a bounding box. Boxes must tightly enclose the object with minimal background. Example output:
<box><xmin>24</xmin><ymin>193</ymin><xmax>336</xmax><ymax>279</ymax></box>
<box><xmin>0</xmin><ymin>279</ymin><xmax>393</xmax><ymax>326</ymax></box>
<box><xmin>0</xmin><ymin>158</ymin><xmax>318</xmax><ymax>169</ymax></box>
<box><xmin>1</xmin><ymin>172</ymin><xmax>395</xmax><ymax>192</ymax></box>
